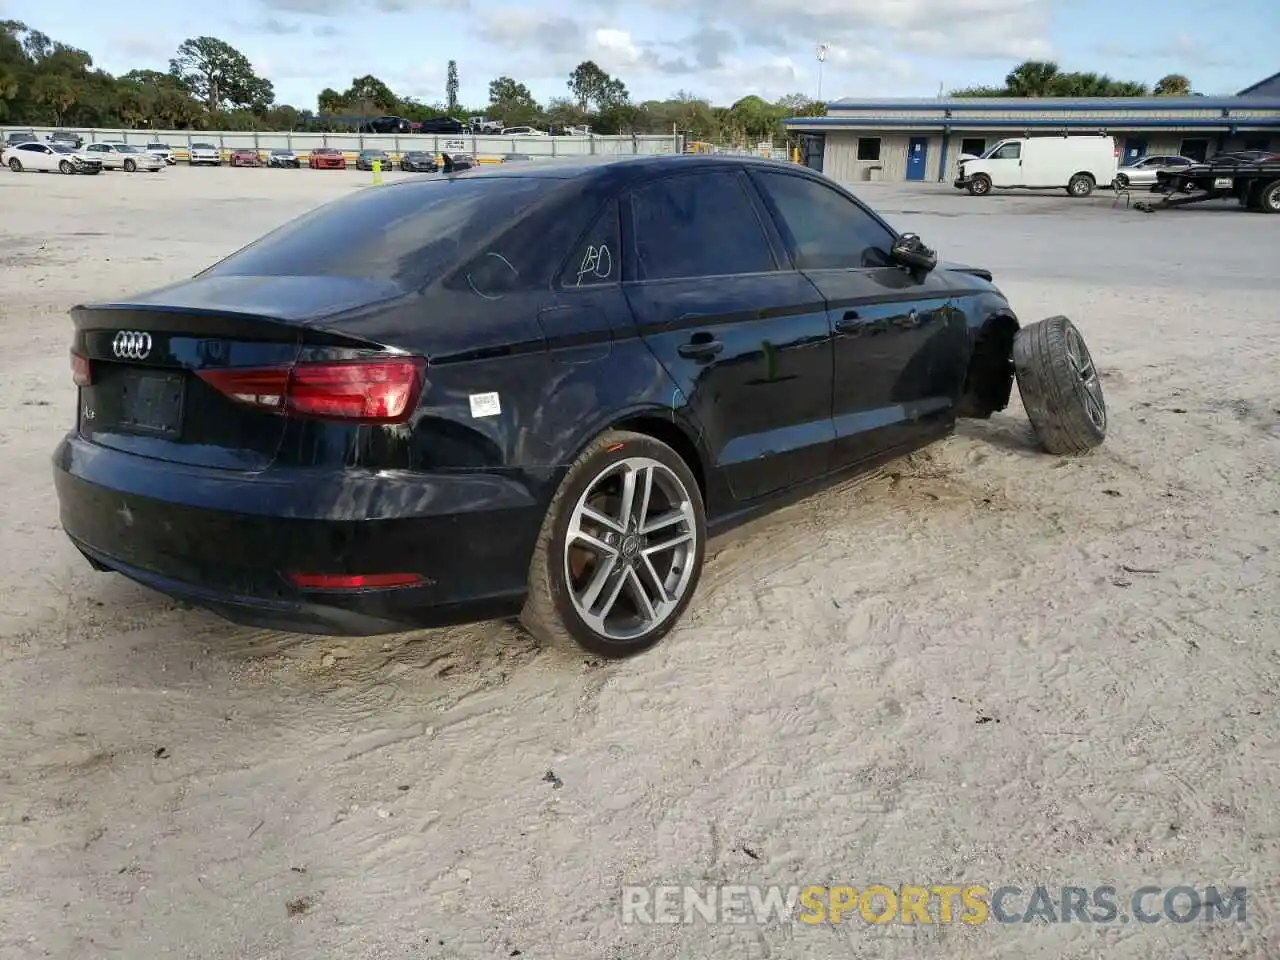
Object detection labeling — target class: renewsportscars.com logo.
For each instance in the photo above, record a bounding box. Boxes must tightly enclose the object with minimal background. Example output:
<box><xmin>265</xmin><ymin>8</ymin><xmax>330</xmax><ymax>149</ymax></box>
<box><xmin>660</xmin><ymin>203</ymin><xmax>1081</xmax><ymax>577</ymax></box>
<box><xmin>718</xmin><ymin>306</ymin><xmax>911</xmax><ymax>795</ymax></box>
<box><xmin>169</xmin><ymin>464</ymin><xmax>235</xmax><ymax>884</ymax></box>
<box><xmin>621</xmin><ymin>884</ymin><xmax>1248</xmax><ymax>926</ymax></box>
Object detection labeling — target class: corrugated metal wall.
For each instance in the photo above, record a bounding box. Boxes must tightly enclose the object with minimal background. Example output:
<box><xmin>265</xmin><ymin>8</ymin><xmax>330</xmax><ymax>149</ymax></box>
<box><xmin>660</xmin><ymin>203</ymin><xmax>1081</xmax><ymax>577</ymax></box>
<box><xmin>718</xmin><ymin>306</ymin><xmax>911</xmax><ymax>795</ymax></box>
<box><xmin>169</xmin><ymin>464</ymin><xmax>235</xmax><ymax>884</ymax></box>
<box><xmin>0</xmin><ymin>126</ymin><xmax>683</xmax><ymax>158</ymax></box>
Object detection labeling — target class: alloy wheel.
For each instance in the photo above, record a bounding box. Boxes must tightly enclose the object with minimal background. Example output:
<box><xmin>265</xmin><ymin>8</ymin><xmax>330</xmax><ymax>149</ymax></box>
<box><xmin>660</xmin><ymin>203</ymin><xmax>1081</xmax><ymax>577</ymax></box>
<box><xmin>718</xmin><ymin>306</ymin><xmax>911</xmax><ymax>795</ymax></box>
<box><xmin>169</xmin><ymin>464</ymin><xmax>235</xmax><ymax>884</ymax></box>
<box><xmin>1066</xmin><ymin>327</ymin><xmax>1105</xmax><ymax>431</ymax></box>
<box><xmin>563</xmin><ymin>456</ymin><xmax>697</xmax><ymax>643</ymax></box>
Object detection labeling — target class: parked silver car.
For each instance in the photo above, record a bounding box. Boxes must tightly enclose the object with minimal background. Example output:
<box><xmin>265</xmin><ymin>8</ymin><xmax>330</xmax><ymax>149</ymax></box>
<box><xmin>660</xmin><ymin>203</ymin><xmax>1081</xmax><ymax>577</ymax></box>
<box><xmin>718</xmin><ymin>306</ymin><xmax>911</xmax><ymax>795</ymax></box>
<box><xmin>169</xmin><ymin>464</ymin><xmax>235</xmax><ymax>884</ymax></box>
<box><xmin>1116</xmin><ymin>155</ymin><xmax>1193</xmax><ymax>188</ymax></box>
<box><xmin>83</xmin><ymin>142</ymin><xmax>166</xmax><ymax>172</ymax></box>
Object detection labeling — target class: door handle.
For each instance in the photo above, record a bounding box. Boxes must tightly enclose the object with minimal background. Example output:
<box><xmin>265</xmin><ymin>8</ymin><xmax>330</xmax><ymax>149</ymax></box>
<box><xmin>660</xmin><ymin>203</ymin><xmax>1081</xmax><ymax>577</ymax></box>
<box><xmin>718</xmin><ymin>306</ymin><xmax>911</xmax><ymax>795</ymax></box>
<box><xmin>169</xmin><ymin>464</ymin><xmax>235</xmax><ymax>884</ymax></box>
<box><xmin>678</xmin><ymin>336</ymin><xmax>723</xmax><ymax>360</ymax></box>
<box><xmin>834</xmin><ymin>310</ymin><xmax>860</xmax><ymax>334</ymax></box>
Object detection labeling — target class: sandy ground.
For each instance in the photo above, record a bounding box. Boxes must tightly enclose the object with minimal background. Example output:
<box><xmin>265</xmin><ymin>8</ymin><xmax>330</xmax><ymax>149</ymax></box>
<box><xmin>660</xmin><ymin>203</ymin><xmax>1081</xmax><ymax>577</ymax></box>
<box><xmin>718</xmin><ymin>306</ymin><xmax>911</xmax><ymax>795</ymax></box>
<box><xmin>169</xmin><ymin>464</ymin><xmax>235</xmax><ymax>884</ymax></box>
<box><xmin>0</xmin><ymin>165</ymin><xmax>1277</xmax><ymax>960</ymax></box>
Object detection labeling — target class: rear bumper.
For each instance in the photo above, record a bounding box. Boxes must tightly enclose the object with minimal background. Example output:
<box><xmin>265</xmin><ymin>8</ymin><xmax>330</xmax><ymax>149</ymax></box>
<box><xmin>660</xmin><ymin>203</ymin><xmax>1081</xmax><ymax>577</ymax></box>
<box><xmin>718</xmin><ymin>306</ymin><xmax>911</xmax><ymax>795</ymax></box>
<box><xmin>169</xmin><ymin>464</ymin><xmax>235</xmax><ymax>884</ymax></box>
<box><xmin>52</xmin><ymin>434</ymin><xmax>546</xmax><ymax>636</ymax></box>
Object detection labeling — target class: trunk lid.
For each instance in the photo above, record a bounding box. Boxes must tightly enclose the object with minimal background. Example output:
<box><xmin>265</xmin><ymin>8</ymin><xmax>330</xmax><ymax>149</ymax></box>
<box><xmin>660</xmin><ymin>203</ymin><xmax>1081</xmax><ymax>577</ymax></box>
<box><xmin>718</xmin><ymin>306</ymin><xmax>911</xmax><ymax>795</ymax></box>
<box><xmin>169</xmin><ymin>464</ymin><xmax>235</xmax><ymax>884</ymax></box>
<box><xmin>71</xmin><ymin>275</ymin><xmax>403</xmax><ymax>471</ymax></box>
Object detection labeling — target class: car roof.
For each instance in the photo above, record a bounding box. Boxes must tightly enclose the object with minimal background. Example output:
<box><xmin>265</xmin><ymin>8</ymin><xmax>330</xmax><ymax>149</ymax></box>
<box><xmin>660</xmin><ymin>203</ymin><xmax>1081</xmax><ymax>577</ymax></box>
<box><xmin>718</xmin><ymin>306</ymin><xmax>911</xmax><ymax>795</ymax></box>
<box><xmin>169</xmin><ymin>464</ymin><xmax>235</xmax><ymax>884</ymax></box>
<box><xmin>417</xmin><ymin>152</ymin><xmax>809</xmax><ymax>184</ymax></box>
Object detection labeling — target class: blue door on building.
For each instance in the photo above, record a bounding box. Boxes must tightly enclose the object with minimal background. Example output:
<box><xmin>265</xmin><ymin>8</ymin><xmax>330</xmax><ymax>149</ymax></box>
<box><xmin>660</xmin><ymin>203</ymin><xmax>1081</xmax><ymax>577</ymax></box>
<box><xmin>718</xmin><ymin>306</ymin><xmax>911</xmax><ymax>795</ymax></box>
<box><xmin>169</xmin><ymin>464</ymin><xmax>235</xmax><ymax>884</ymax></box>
<box><xmin>906</xmin><ymin>138</ymin><xmax>929</xmax><ymax>180</ymax></box>
<box><xmin>1123</xmin><ymin>138</ymin><xmax>1148</xmax><ymax>164</ymax></box>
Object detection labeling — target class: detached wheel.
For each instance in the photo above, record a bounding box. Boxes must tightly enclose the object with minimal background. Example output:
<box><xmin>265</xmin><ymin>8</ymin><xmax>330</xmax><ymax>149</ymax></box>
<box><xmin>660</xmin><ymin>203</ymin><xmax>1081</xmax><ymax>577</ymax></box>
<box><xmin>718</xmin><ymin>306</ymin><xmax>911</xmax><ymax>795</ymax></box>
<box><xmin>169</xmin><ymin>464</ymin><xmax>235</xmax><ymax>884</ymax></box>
<box><xmin>969</xmin><ymin>174</ymin><xmax>991</xmax><ymax>196</ymax></box>
<box><xmin>1068</xmin><ymin>173</ymin><xmax>1095</xmax><ymax>197</ymax></box>
<box><xmin>1013</xmin><ymin>316</ymin><xmax>1106</xmax><ymax>455</ymax></box>
<box><xmin>1258</xmin><ymin>179</ymin><xmax>1280</xmax><ymax>214</ymax></box>
<box><xmin>8</xmin><ymin>158</ymin><xmax>21</xmax><ymax>172</ymax></box>
<box><xmin>59</xmin><ymin>160</ymin><xmax>74</xmax><ymax>174</ymax></box>
<box><xmin>521</xmin><ymin>429</ymin><xmax>706</xmax><ymax>658</ymax></box>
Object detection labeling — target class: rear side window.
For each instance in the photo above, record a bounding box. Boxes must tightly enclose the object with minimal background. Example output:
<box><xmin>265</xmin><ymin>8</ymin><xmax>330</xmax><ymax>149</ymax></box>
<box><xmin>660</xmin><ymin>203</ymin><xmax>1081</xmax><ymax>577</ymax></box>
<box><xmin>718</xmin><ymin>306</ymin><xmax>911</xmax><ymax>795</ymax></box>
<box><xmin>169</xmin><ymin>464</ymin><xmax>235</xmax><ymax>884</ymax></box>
<box><xmin>202</xmin><ymin>177</ymin><xmax>555</xmax><ymax>287</ymax></box>
<box><xmin>563</xmin><ymin>201</ymin><xmax>620</xmax><ymax>288</ymax></box>
<box><xmin>628</xmin><ymin>171</ymin><xmax>777</xmax><ymax>281</ymax></box>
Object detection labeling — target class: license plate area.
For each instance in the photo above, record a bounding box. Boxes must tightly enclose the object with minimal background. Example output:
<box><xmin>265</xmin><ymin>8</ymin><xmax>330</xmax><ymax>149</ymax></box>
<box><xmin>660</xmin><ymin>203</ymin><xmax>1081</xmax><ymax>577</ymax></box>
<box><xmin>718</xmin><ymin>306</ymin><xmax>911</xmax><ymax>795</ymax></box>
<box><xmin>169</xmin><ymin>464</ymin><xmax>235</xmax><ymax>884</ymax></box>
<box><xmin>118</xmin><ymin>369</ymin><xmax>185</xmax><ymax>438</ymax></box>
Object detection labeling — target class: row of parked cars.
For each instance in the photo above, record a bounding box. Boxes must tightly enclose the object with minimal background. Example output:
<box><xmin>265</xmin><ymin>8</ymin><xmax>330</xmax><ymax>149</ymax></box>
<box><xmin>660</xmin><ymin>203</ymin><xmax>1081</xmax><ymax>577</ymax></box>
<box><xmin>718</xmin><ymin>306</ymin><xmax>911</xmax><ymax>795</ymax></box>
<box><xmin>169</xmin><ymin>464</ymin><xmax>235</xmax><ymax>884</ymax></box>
<box><xmin>1</xmin><ymin>135</ymin><xmax>172</xmax><ymax>174</ymax></box>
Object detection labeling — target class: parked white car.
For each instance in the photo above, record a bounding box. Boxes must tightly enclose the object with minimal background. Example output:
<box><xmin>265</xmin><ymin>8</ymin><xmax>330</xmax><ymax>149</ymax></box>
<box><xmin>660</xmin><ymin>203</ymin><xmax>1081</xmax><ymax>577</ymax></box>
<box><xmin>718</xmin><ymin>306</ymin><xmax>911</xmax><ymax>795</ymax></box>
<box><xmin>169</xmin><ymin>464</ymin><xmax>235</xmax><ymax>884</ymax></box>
<box><xmin>83</xmin><ymin>142</ymin><xmax>166</xmax><ymax>172</ymax></box>
<box><xmin>3</xmin><ymin>140</ymin><xmax>103</xmax><ymax>174</ymax></box>
<box><xmin>500</xmin><ymin>126</ymin><xmax>549</xmax><ymax>137</ymax></box>
<box><xmin>145</xmin><ymin>141</ymin><xmax>177</xmax><ymax>165</ymax></box>
<box><xmin>955</xmin><ymin>134</ymin><xmax>1118</xmax><ymax>197</ymax></box>
<box><xmin>188</xmin><ymin>142</ymin><xmax>223</xmax><ymax>166</ymax></box>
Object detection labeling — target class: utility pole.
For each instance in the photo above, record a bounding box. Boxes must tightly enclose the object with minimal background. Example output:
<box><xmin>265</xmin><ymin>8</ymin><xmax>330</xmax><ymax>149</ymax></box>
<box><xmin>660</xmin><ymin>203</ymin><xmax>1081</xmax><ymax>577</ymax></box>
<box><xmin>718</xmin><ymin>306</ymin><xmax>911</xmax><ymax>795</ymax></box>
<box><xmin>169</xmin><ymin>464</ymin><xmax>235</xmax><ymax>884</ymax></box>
<box><xmin>815</xmin><ymin>43</ymin><xmax>830</xmax><ymax>102</ymax></box>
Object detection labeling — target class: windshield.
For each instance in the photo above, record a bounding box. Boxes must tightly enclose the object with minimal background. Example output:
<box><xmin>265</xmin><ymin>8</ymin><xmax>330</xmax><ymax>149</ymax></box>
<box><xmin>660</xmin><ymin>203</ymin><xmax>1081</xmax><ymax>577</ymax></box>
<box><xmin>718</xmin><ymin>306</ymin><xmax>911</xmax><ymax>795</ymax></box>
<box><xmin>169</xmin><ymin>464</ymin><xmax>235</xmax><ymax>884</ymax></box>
<box><xmin>201</xmin><ymin>177</ymin><xmax>555</xmax><ymax>287</ymax></box>
<box><xmin>51</xmin><ymin>144</ymin><xmax>75</xmax><ymax>154</ymax></box>
<box><xmin>272</xmin><ymin>149</ymin><xmax>292</xmax><ymax>154</ymax></box>
<box><xmin>114</xmin><ymin>145</ymin><xmax>140</xmax><ymax>153</ymax></box>
<box><xmin>980</xmin><ymin>141</ymin><xmax>1008</xmax><ymax>159</ymax></box>
<box><xmin>192</xmin><ymin>143</ymin><xmax>215</xmax><ymax>149</ymax></box>
<box><xmin>148</xmin><ymin>143</ymin><xmax>167</xmax><ymax>148</ymax></box>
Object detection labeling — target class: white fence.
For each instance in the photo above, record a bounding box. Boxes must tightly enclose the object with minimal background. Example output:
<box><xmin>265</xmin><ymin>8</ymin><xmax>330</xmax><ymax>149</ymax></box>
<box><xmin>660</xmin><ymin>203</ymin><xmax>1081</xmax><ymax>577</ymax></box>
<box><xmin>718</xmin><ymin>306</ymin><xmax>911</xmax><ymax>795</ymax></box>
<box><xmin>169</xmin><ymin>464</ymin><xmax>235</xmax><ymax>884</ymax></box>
<box><xmin>0</xmin><ymin>126</ymin><xmax>684</xmax><ymax>159</ymax></box>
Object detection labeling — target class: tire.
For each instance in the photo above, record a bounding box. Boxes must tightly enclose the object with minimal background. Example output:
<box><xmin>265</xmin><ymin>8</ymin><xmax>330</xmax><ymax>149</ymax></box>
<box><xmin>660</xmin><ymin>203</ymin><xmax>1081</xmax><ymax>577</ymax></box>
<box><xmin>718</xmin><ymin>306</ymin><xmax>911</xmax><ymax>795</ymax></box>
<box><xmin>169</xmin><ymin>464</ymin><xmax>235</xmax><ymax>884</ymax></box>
<box><xmin>520</xmin><ymin>429</ymin><xmax>707</xmax><ymax>658</ymax></box>
<box><xmin>8</xmin><ymin>158</ymin><xmax>21</xmax><ymax>172</ymax></box>
<box><xmin>1115</xmin><ymin>172</ymin><xmax>1129</xmax><ymax>189</ymax></box>
<box><xmin>1258</xmin><ymin>179</ymin><xmax>1280</xmax><ymax>214</ymax></box>
<box><xmin>124</xmin><ymin>159</ymin><xmax>136</xmax><ymax>173</ymax></box>
<box><xmin>970</xmin><ymin>174</ymin><xmax>991</xmax><ymax>196</ymax></box>
<box><xmin>59</xmin><ymin>160</ymin><xmax>74</xmax><ymax>174</ymax></box>
<box><xmin>1012</xmin><ymin>315</ymin><xmax>1107</xmax><ymax>456</ymax></box>
<box><xmin>1067</xmin><ymin>173</ymin><xmax>1094</xmax><ymax>197</ymax></box>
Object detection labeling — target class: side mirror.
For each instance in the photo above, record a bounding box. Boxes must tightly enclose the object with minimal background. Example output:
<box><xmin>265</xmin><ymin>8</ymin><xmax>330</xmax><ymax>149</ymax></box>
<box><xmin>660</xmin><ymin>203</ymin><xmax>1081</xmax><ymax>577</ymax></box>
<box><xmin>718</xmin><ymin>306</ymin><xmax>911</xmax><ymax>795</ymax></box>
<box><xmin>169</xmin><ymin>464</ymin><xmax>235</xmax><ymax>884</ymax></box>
<box><xmin>890</xmin><ymin>232</ymin><xmax>937</xmax><ymax>274</ymax></box>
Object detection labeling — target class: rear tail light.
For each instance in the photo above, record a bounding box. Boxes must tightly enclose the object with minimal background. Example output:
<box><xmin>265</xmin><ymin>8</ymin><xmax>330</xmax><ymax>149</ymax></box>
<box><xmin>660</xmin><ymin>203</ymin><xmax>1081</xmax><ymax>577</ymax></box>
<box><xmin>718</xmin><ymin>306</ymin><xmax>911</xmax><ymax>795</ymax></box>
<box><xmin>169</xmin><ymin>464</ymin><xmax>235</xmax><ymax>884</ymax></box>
<box><xmin>197</xmin><ymin>357</ymin><xmax>426</xmax><ymax>424</ymax></box>
<box><xmin>71</xmin><ymin>350</ymin><xmax>92</xmax><ymax>387</ymax></box>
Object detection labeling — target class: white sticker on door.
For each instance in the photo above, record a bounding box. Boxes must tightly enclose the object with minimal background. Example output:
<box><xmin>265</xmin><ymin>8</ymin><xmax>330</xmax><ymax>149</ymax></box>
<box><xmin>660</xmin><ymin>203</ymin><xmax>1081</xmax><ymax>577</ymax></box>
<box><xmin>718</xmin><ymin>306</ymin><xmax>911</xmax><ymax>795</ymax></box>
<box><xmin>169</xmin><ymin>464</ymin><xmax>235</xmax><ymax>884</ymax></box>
<box><xmin>469</xmin><ymin>392</ymin><xmax>501</xmax><ymax>418</ymax></box>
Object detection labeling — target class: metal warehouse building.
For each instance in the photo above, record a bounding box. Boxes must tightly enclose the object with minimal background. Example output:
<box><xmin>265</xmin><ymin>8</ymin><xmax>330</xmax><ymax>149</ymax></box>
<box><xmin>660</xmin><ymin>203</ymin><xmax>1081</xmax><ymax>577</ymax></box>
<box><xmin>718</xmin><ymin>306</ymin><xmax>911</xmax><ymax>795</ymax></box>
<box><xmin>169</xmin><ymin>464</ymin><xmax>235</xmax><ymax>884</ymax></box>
<box><xmin>785</xmin><ymin>70</ymin><xmax>1280</xmax><ymax>184</ymax></box>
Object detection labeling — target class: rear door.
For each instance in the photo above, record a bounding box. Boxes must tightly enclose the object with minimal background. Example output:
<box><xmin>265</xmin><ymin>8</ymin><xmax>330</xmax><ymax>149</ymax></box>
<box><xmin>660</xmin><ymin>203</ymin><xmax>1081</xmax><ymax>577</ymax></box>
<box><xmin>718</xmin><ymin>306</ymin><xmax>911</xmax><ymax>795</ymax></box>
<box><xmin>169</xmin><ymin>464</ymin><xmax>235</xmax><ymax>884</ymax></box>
<box><xmin>747</xmin><ymin>169</ymin><xmax>969</xmax><ymax>466</ymax></box>
<box><xmin>623</xmin><ymin>169</ymin><xmax>834</xmax><ymax>503</ymax></box>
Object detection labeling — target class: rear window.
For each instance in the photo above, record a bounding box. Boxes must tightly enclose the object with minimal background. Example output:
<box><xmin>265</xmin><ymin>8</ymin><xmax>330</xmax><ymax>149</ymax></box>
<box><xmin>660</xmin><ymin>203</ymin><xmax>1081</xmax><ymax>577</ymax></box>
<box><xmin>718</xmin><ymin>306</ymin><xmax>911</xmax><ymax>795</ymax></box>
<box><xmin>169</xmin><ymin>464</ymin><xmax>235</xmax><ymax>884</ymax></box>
<box><xmin>201</xmin><ymin>177</ymin><xmax>556</xmax><ymax>287</ymax></box>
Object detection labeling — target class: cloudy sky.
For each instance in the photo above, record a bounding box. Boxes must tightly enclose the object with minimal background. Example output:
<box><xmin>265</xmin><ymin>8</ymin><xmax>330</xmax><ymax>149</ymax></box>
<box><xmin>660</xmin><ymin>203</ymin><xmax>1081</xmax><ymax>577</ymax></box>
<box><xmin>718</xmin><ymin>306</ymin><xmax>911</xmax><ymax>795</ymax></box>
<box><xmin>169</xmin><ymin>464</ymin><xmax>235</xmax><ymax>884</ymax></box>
<box><xmin>2</xmin><ymin>0</ymin><xmax>1274</xmax><ymax>110</ymax></box>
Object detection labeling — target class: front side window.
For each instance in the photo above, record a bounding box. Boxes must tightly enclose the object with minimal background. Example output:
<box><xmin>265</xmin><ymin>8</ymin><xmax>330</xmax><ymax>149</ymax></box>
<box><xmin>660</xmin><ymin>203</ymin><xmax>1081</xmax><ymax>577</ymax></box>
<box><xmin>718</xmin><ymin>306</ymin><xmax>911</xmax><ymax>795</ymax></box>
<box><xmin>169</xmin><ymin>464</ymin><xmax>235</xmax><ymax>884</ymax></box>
<box><xmin>751</xmin><ymin>171</ymin><xmax>896</xmax><ymax>271</ymax></box>
<box><xmin>992</xmin><ymin>142</ymin><xmax>1021</xmax><ymax>160</ymax></box>
<box><xmin>628</xmin><ymin>171</ymin><xmax>777</xmax><ymax>281</ymax></box>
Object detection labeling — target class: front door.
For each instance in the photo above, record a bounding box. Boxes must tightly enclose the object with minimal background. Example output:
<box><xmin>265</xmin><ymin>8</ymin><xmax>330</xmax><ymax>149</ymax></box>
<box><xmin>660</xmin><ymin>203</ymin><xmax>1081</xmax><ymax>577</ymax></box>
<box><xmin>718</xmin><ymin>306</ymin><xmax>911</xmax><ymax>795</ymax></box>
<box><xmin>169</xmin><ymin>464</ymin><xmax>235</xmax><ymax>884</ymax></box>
<box><xmin>1123</xmin><ymin>138</ymin><xmax>1148</xmax><ymax>164</ymax></box>
<box><xmin>906</xmin><ymin>138</ymin><xmax>929</xmax><ymax>181</ymax></box>
<box><xmin>625</xmin><ymin>169</ymin><xmax>834</xmax><ymax>503</ymax></box>
<box><xmin>747</xmin><ymin>169</ymin><xmax>968</xmax><ymax>466</ymax></box>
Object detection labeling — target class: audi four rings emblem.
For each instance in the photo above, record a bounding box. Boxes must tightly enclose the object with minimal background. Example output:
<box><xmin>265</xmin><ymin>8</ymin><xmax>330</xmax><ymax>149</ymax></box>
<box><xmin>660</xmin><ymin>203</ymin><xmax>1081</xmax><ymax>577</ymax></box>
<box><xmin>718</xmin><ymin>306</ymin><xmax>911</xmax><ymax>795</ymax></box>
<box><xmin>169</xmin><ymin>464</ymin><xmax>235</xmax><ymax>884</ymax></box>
<box><xmin>112</xmin><ymin>330</ymin><xmax>152</xmax><ymax>360</ymax></box>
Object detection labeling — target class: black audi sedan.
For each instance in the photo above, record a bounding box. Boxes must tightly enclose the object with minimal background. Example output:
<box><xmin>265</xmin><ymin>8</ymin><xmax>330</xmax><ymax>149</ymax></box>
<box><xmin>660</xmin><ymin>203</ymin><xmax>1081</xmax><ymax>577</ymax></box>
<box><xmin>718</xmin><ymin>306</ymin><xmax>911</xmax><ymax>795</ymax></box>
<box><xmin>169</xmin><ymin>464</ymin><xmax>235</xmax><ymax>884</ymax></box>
<box><xmin>53</xmin><ymin>154</ymin><xmax>1104</xmax><ymax>657</ymax></box>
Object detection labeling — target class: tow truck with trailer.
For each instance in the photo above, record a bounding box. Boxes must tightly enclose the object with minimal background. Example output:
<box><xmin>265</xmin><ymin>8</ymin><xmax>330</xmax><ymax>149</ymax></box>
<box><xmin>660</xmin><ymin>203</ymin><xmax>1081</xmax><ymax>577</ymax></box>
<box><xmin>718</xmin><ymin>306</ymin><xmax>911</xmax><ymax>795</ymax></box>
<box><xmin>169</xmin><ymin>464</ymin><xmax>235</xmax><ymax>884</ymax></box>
<box><xmin>1133</xmin><ymin>151</ymin><xmax>1280</xmax><ymax>213</ymax></box>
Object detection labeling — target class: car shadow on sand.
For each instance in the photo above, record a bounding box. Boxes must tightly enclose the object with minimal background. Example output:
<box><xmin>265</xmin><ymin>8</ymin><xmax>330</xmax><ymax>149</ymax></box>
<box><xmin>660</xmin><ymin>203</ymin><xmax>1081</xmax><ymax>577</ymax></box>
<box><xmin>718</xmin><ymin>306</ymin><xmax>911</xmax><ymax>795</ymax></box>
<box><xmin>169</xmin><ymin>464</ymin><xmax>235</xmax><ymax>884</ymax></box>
<box><xmin>955</xmin><ymin>414</ymin><xmax>1045</xmax><ymax>456</ymax></box>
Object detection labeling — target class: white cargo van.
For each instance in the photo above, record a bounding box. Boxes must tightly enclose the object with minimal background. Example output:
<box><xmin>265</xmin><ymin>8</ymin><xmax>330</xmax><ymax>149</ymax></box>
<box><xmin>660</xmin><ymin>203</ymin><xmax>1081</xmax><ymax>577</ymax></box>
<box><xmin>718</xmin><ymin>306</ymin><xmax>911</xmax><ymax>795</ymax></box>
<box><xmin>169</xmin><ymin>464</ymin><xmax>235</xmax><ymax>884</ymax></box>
<box><xmin>955</xmin><ymin>135</ymin><xmax>1118</xmax><ymax>197</ymax></box>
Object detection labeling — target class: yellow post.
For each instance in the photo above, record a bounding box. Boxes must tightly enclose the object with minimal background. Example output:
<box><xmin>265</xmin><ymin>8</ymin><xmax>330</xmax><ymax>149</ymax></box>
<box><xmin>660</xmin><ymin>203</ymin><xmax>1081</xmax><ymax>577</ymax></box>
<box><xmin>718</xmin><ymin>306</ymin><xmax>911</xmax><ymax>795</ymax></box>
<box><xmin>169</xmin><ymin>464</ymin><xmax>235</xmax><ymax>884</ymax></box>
<box><xmin>792</xmin><ymin>145</ymin><xmax>801</xmax><ymax>163</ymax></box>
<box><xmin>371</xmin><ymin>158</ymin><xmax>383</xmax><ymax>185</ymax></box>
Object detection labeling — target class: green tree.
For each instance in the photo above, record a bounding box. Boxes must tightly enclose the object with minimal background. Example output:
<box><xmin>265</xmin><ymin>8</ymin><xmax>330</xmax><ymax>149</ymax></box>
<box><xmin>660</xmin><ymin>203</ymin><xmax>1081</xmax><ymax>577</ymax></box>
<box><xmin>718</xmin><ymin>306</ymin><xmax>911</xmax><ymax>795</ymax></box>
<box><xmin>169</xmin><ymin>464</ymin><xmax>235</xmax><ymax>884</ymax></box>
<box><xmin>169</xmin><ymin>36</ymin><xmax>273</xmax><ymax>112</ymax></box>
<box><xmin>344</xmin><ymin>74</ymin><xmax>398</xmax><ymax>115</ymax></box>
<box><xmin>31</xmin><ymin>71</ymin><xmax>74</xmax><ymax>123</ymax></box>
<box><xmin>446</xmin><ymin>59</ymin><xmax>458</xmax><ymax>113</ymax></box>
<box><xmin>488</xmin><ymin>75</ymin><xmax>539</xmax><ymax>125</ymax></box>
<box><xmin>568</xmin><ymin>60</ymin><xmax>619</xmax><ymax>112</ymax></box>
<box><xmin>1154</xmin><ymin>73</ymin><xmax>1191</xmax><ymax>96</ymax></box>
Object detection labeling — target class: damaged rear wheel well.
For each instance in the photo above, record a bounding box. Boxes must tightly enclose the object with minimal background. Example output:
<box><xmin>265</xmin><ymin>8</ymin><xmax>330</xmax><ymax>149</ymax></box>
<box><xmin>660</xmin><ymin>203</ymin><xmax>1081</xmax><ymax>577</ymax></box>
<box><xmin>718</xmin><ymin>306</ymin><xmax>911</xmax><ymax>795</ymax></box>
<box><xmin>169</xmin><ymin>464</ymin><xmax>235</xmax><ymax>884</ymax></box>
<box><xmin>956</xmin><ymin>314</ymin><xmax>1018</xmax><ymax>418</ymax></box>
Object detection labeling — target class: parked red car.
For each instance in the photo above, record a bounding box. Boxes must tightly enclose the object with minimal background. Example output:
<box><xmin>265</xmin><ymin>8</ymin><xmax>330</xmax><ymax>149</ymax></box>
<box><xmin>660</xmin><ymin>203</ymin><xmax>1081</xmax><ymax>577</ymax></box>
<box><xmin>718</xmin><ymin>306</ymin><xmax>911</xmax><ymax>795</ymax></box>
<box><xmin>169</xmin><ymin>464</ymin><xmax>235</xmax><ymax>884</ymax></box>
<box><xmin>308</xmin><ymin>147</ymin><xmax>346</xmax><ymax>170</ymax></box>
<box><xmin>229</xmin><ymin>148</ymin><xmax>262</xmax><ymax>167</ymax></box>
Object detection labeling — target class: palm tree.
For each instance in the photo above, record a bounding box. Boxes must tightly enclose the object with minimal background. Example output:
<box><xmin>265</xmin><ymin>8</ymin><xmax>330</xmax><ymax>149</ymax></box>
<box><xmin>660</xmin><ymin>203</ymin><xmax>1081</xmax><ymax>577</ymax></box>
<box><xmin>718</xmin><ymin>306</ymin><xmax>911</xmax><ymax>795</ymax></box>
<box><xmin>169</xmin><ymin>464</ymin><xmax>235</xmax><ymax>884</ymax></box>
<box><xmin>1004</xmin><ymin>61</ymin><xmax>1061</xmax><ymax>96</ymax></box>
